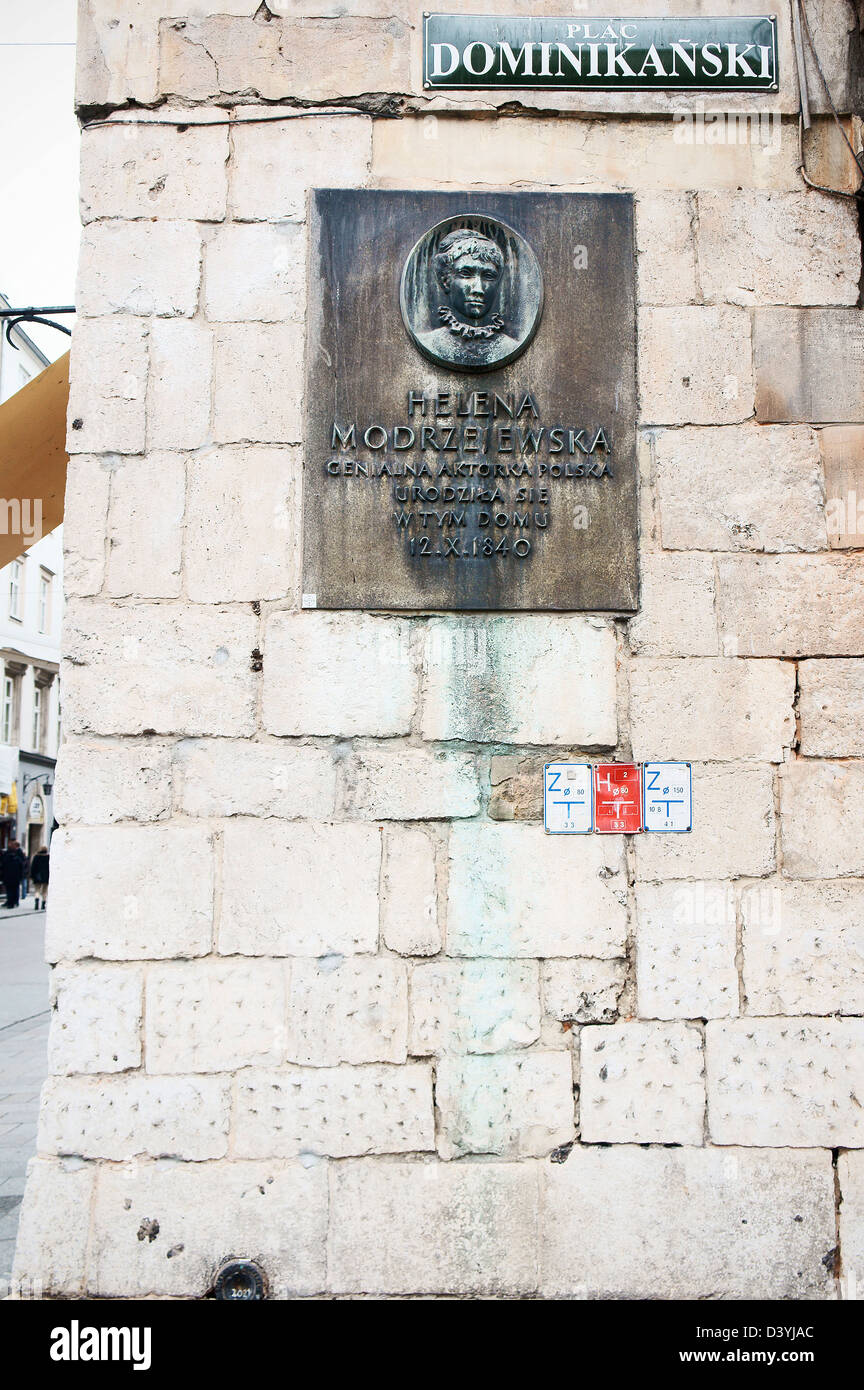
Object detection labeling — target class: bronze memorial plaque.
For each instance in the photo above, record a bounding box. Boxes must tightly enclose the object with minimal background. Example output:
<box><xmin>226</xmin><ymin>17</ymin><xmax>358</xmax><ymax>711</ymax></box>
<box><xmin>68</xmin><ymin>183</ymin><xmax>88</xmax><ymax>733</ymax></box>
<box><xmin>302</xmin><ymin>190</ymin><xmax>637</xmax><ymax>611</ymax></box>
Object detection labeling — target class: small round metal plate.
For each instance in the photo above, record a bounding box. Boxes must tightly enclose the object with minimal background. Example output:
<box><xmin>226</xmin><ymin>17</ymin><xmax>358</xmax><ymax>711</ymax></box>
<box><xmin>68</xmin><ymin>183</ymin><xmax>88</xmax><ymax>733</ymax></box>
<box><xmin>212</xmin><ymin>1260</ymin><xmax>267</xmax><ymax>1301</ymax></box>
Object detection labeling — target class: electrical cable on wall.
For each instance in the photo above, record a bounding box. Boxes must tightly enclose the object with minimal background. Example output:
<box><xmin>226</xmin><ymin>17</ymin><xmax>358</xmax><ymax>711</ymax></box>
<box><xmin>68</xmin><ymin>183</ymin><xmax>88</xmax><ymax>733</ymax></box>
<box><xmin>796</xmin><ymin>0</ymin><xmax>864</xmax><ymax>199</ymax></box>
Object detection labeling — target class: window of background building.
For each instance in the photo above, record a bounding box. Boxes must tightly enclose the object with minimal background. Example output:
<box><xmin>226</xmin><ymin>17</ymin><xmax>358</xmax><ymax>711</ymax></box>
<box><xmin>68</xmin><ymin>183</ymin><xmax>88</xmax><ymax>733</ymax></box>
<box><xmin>9</xmin><ymin>559</ymin><xmax>23</xmax><ymax>621</ymax></box>
<box><xmin>38</xmin><ymin>570</ymin><xmax>51</xmax><ymax>633</ymax></box>
<box><xmin>31</xmin><ymin>684</ymin><xmax>42</xmax><ymax>753</ymax></box>
<box><xmin>2</xmin><ymin>675</ymin><xmax>14</xmax><ymax>744</ymax></box>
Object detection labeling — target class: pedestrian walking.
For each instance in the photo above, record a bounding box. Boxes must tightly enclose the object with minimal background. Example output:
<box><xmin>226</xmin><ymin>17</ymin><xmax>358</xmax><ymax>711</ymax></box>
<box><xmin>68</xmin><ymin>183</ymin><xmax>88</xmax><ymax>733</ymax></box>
<box><xmin>30</xmin><ymin>844</ymin><xmax>49</xmax><ymax>911</ymax></box>
<box><xmin>1</xmin><ymin>840</ymin><xmax>26</xmax><ymax>909</ymax></box>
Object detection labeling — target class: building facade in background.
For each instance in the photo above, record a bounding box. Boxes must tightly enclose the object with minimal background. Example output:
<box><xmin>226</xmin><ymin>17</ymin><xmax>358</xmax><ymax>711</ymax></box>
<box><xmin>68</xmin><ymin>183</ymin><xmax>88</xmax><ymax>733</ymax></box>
<box><xmin>0</xmin><ymin>292</ymin><xmax>62</xmax><ymax>852</ymax></box>
<box><xmin>12</xmin><ymin>0</ymin><xmax>864</xmax><ymax>1300</ymax></box>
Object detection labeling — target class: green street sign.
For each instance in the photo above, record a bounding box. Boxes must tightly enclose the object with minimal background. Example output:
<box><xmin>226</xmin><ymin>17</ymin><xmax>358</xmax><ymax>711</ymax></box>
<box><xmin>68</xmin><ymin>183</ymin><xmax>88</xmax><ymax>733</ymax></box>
<box><xmin>423</xmin><ymin>13</ymin><xmax>778</xmax><ymax>92</ymax></box>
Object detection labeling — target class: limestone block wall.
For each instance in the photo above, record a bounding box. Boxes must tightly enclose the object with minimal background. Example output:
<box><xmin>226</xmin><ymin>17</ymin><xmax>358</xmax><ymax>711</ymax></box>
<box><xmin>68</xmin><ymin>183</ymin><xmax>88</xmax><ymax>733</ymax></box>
<box><xmin>12</xmin><ymin>0</ymin><xmax>864</xmax><ymax>1298</ymax></box>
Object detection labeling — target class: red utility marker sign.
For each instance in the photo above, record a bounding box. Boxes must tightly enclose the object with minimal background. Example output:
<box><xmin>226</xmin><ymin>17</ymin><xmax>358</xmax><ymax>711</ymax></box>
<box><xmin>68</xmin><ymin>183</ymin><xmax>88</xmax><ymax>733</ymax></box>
<box><xmin>593</xmin><ymin>763</ymin><xmax>643</xmax><ymax>834</ymax></box>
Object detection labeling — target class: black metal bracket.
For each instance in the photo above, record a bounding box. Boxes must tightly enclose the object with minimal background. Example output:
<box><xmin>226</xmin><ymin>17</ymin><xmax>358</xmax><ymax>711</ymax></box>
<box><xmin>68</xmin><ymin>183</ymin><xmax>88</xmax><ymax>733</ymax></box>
<box><xmin>0</xmin><ymin>307</ymin><xmax>75</xmax><ymax>349</ymax></box>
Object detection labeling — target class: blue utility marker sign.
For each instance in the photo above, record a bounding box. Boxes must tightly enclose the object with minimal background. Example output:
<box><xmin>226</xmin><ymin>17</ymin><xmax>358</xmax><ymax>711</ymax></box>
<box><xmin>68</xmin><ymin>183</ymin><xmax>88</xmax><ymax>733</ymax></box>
<box><xmin>544</xmin><ymin>762</ymin><xmax>593</xmax><ymax>834</ymax></box>
<box><xmin>643</xmin><ymin>761</ymin><xmax>692</xmax><ymax>832</ymax></box>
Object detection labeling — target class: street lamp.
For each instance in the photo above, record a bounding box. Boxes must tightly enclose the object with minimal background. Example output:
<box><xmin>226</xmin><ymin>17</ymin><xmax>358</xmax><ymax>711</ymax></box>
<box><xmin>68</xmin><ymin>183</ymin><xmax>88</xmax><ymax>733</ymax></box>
<box><xmin>22</xmin><ymin>774</ymin><xmax>52</xmax><ymax>798</ymax></box>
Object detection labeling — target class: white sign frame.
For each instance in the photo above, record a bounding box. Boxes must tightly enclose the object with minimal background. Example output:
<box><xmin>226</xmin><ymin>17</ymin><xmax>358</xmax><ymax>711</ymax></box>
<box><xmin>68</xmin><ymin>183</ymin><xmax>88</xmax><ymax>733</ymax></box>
<box><xmin>642</xmin><ymin>761</ymin><xmax>693</xmax><ymax>833</ymax></box>
<box><xmin>543</xmin><ymin>762</ymin><xmax>594</xmax><ymax>834</ymax></box>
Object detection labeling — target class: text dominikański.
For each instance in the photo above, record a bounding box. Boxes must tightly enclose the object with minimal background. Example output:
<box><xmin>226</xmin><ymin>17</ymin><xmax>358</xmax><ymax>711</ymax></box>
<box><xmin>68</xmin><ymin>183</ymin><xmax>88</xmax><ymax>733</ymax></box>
<box><xmin>423</xmin><ymin>14</ymin><xmax>778</xmax><ymax>92</ymax></box>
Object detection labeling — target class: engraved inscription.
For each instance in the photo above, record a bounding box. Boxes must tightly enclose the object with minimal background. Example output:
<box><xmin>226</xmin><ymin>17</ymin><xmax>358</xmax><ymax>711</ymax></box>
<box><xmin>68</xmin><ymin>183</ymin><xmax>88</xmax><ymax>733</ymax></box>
<box><xmin>326</xmin><ymin>390</ymin><xmax>612</xmax><ymax>565</ymax></box>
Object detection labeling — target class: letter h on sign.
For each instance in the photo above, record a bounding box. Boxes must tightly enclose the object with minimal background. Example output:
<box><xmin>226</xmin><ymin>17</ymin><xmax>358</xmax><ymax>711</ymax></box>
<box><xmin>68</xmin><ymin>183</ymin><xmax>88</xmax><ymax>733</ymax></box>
<box><xmin>593</xmin><ymin>763</ymin><xmax>642</xmax><ymax>834</ymax></box>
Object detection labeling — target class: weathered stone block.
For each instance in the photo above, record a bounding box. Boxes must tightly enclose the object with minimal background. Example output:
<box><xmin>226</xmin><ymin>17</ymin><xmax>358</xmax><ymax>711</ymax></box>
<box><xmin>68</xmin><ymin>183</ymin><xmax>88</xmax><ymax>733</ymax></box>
<box><xmin>204</xmin><ymin>222</ymin><xmax>305</xmax><ymax>322</ymax></box>
<box><xmin>287</xmin><ymin>958</ymin><xmax>408</xmax><ymax>1067</ymax></box>
<box><xmin>184</xmin><ymin>446</ymin><xmax>299</xmax><ymax>602</ymax></box>
<box><xmin>802</xmin><ymin>115</ymin><xmax>864</xmax><ymax>197</ymax></box>
<box><xmin>653</xmin><ymin>425</ymin><xmax>827</xmax><ymax>552</ymax></box>
<box><xmin>635</xmin><ymin>764</ymin><xmax>776</xmax><ymax>881</ymax></box>
<box><xmin>213</xmin><ymin>322</ymin><xmax>302</xmax><ymax>446</ymax></box>
<box><xmin>421</xmin><ymin>616</ymin><xmax>617</xmax><ymax>746</ymax></box>
<box><xmin>146</xmin><ymin>960</ymin><xmax>287</xmax><ymax>1073</ymax></box>
<box><xmin>90</xmin><ymin>1159</ymin><xmax>327</xmax><ymax>1298</ymax></box>
<box><xmin>12</xmin><ymin>1159</ymin><xmax>95</xmax><ymax>1297</ymax></box>
<box><xmin>147</xmin><ymin>318</ymin><xmax>213</xmax><ymax>450</ymax></box>
<box><xmin>328</xmin><ymin>1158</ymin><xmax>538</xmax><ymax>1296</ymax></box>
<box><xmin>409</xmin><ymin>959</ymin><xmax>540</xmax><ymax>1055</ymax></box>
<box><xmin>219</xmin><ymin>820</ymin><xmax>380</xmax><ymax>957</ymax></box>
<box><xmin>755</xmin><ymin>308</ymin><xmax>864</xmax><ymax>423</ymax></box>
<box><xmin>436</xmin><ymin>1052</ymin><xmax>574</xmax><ymax>1159</ymax></box>
<box><xmin>230</xmin><ymin>113</ymin><xmax>372</xmax><ymax>221</ymax></box>
<box><xmin>46</xmin><ymin>826</ymin><xmax>214</xmax><ymax>962</ymax></box>
<box><xmin>717</xmin><ymin>555</ymin><xmax>864</xmax><ymax>657</ymax></box>
<box><xmin>77</xmin><ymin>220</ymin><xmax>201</xmax><ymax>317</ymax></box>
<box><xmin>62</xmin><ymin>600</ymin><xmax>257</xmax><ymax>737</ymax></box>
<box><xmin>233</xmin><ymin>1062</ymin><xmax>434</xmax><ymax>1159</ymax></box>
<box><xmin>448</xmin><ymin>824</ymin><xmax>627</xmax><ymax>958</ymax></box>
<box><xmin>541</xmin><ymin>958</ymin><xmax>626</xmax><ymax>1024</ymax></box>
<box><xmin>262</xmin><ymin>612</ymin><xmax>417</xmax><ymax>737</ymax></box>
<box><xmin>63</xmin><ymin>455</ymin><xmax>111</xmax><ymax>596</ymax></box>
<box><xmin>160</xmin><ymin>15</ymin><xmax>410</xmax><ymax>103</ymax></box>
<box><xmin>372</xmin><ymin>117</ymin><xmax>802</xmax><ymax>193</ymax></box>
<box><xmin>579</xmin><ymin>1022</ymin><xmax>705</xmax><ymax>1145</ymax></box>
<box><xmin>76</xmin><ymin>0</ymin><xmax>165</xmax><ymax>109</ymax></box>
<box><xmin>635</xmin><ymin>882</ymin><xmax>738</xmax><ymax>1021</ymax></box>
<box><xmin>707</xmin><ymin>1018</ymin><xmax>864</xmax><ymax>1145</ymax></box>
<box><xmin>54</xmin><ymin>739</ymin><xmax>172</xmax><ymax>824</ymax></box>
<box><xmin>627</xmin><ymin>552</ymin><xmax>718</xmax><ymax>657</ymax></box>
<box><xmin>175</xmin><ymin>739</ymin><xmax>336</xmax><ymax>820</ymax></box>
<box><xmin>66</xmin><ymin>317</ymin><xmax>147</xmax><ymax>455</ymax></box>
<box><xmin>635</xmin><ymin>192</ymin><xmax>697</xmax><ymax>304</ymax></box>
<box><xmin>742</xmin><ymin>879</ymin><xmax>864</xmax><ymax>1016</ymax></box>
<box><xmin>839</xmin><ymin>1151</ymin><xmax>864</xmax><ymax>1295</ymax></box>
<box><xmin>48</xmin><ymin>964</ymin><xmax>143</xmax><ymax>1075</ymax></box>
<box><xmin>798</xmin><ymin>658</ymin><xmax>864</xmax><ymax>755</ymax></box>
<box><xmin>541</xmin><ymin>1147</ymin><xmax>835</xmax><ymax>1300</ymax></box>
<box><xmin>698</xmin><ymin>191</ymin><xmax>859</xmax><ymax>306</ymax></box>
<box><xmin>487</xmin><ymin>753</ymin><xmax>545</xmax><ymax>821</ymax></box>
<box><xmin>820</xmin><ymin>425</ymin><xmax>864</xmax><ymax>548</ymax></box>
<box><xmin>639</xmin><ymin>307</ymin><xmax>754</xmax><ymax>425</ymax></box>
<box><xmin>343</xmin><ymin>746</ymin><xmax>480</xmax><ymax>819</ymax></box>
<box><xmin>381</xmin><ymin>825</ymin><xmax>440</xmax><ymax>956</ymax></box>
<box><xmin>782</xmin><ymin>759</ymin><xmax>864</xmax><ymax>877</ymax></box>
<box><xmin>629</xmin><ymin>658</ymin><xmax>795</xmax><ymax>762</ymax></box>
<box><xmin>80</xmin><ymin>119</ymin><xmax>228</xmax><ymax>222</ymax></box>
<box><xmin>105</xmin><ymin>452</ymin><xmax>185</xmax><ymax>598</ymax></box>
<box><xmin>38</xmin><ymin>1075</ymin><xmax>230</xmax><ymax>1161</ymax></box>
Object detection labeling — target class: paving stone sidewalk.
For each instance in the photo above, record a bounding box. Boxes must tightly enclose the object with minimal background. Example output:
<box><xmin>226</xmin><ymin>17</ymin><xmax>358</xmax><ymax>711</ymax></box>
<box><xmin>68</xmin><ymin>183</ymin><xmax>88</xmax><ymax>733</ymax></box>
<box><xmin>0</xmin><ymin>907</ymin><xmax>50</xmax><ymax>1287</ymax></box>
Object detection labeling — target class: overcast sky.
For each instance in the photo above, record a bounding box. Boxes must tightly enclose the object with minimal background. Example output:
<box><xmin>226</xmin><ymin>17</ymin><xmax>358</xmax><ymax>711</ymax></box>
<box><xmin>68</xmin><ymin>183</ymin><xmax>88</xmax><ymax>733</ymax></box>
<box><xmin>0</xmin><ymin>0</ymin><xmax>79</xmax><ymax>361</ymax></box>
